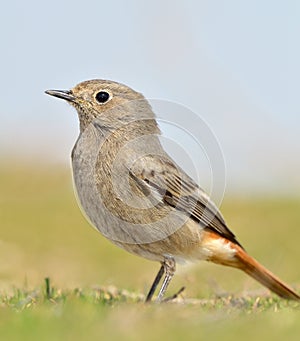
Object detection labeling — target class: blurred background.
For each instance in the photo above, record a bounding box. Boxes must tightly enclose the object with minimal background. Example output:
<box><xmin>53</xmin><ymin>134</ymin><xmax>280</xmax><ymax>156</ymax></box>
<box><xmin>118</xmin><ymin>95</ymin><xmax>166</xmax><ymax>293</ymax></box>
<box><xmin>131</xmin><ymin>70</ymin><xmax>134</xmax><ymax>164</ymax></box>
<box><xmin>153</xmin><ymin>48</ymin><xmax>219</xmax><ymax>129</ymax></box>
<box><xmin>1</xmin><ymin>0</ymin><xmax>300</xmax><ymax>194</ymax></box>
<box><xmin>0</xmin><ymin>0</ymin><xmax>299</xmax><ymax>297</ymax></box>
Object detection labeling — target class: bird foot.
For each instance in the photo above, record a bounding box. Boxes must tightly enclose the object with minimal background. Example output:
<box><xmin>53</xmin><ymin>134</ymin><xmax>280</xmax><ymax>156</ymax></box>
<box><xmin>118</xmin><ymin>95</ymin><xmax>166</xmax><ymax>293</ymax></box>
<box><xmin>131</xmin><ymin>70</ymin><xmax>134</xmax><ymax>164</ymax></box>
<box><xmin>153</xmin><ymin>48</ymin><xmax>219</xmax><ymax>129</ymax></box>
<box><xmin>162</xmin><ymin>286</ymin><xmax>185</xmax><ymax>302</ymax></box>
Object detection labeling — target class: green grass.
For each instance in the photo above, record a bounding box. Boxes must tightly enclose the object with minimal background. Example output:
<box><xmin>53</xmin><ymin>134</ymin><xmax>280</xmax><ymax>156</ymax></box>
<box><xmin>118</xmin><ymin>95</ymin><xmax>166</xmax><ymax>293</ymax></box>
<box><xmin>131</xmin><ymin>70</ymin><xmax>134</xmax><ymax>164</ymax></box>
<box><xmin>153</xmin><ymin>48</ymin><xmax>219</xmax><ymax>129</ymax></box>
<box><xmin>1</xmin><ymin>163</ymin><xmax>300</xmax><ymax>340</ymax></box>
<box><xmin>1</xmin><ymin>283</ymin><xmax>300</xmax><ymax>341</ymax></box>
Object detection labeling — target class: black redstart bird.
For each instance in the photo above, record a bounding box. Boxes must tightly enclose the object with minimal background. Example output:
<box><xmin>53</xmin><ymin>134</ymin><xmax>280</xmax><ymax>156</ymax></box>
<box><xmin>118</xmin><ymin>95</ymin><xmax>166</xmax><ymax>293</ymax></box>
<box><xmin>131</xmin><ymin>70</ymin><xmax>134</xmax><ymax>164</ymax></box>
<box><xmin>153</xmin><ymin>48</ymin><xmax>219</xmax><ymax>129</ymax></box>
<box><xmin>45</xmin><ymin>80</ymin><xmax>299</xmax><ymax>302</ymax></box>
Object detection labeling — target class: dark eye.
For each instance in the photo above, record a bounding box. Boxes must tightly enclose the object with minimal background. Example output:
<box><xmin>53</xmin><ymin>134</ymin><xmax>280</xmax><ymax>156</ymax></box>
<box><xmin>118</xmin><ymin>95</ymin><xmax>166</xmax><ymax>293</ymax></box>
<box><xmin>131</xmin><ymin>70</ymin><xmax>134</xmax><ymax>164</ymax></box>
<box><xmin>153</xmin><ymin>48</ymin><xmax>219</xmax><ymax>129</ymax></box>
<box><xmin>95</xmin><ymin>91</ymin><xmax>110</xmax><ymax>103</ymax></box>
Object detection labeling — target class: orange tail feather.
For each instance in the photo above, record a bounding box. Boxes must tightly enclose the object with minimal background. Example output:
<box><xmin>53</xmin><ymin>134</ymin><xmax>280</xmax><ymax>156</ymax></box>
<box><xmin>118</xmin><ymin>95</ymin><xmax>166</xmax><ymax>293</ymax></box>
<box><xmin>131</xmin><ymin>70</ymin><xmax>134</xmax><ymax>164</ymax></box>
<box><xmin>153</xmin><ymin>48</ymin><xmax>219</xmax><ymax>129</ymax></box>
<box><xmin>234</xmin><ymin>246</ymin><xmax>300</xmax><ymax>300</ymax></box>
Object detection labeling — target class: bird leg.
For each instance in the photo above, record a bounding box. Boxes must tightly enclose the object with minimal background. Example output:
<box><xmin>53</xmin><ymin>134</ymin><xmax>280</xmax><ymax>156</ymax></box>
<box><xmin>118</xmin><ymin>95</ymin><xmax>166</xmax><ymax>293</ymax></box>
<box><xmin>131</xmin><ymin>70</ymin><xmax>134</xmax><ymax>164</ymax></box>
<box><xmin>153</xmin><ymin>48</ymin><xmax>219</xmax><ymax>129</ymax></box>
<box><xmin>145</xmin><ymin>256</ymin><xmax>178</xmax><ymax>303</ymax></box>
<box><xmin>145</xmin><ymin>264</ymin><xmax>165</xmax><ymax>302</ymax></box>
<box><xmin>156</xmin><ymin>256</ymin><xmax>176</xmax><ymax>302</ymax></box>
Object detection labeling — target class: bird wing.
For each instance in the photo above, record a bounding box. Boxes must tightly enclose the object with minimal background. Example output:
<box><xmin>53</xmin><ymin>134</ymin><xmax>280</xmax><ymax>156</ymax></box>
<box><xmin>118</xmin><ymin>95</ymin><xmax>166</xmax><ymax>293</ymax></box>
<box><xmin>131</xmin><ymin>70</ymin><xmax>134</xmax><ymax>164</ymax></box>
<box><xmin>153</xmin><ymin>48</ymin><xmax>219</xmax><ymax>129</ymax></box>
<box><xmin>129</xmin><ymin>155</ymin><xmax>242</xmax><ymax>247</ymax></box>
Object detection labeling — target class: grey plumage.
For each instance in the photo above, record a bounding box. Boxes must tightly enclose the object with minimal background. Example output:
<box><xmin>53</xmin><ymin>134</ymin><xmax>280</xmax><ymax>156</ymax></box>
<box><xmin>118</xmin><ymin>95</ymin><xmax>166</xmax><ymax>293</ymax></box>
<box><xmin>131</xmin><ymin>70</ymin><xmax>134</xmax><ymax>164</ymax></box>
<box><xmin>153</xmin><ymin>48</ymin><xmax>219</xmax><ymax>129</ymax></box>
<box><xmin>45</xmin><ymin>79</ymin><xmax>300</xmax><ymax>302</ymax></box>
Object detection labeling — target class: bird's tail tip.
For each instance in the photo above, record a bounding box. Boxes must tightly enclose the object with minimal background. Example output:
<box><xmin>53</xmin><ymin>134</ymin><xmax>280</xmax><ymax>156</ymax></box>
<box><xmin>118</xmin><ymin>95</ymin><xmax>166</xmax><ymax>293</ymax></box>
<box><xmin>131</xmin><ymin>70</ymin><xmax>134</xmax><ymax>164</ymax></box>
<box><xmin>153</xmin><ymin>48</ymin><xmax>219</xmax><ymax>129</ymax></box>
<box><xmin>235</xmin><ymin>246</ymin><xmax>300</xmax><ymax>301</ymax></box>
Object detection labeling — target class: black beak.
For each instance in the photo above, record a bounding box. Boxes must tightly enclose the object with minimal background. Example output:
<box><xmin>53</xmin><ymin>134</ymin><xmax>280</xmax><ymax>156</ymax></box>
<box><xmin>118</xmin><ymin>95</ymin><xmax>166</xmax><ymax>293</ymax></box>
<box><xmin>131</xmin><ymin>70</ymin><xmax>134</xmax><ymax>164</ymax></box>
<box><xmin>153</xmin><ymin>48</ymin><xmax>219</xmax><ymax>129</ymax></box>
<box><xmin>45</xmin><ymin>89</ymin><xmax>75</xmax><ymax>102</ymax></box>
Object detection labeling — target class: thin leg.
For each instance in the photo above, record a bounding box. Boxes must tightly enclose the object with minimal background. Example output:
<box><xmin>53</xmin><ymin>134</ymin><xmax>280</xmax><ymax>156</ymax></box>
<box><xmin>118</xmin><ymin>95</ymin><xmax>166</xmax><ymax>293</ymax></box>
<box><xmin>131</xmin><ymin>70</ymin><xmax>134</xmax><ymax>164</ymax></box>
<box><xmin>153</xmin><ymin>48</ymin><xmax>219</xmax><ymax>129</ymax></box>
<box><xmin>156</xmin><ymin>256</ymin><xmax>176</xmax><ymax>302</ymax></box>
<box><xmin>145</xmin><ymin>264</ymin><xmax>165</xmax><ymax>302</ymax></box>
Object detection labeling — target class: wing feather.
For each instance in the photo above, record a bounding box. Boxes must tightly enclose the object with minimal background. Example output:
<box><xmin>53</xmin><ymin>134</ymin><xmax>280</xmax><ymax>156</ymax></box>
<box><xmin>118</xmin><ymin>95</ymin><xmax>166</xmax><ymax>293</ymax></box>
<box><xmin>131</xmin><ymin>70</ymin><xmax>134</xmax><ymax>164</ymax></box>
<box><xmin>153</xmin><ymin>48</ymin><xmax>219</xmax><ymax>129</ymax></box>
<box><xmin>130</xmin><ymin>156</ymin><xmax>242</xmax><ymax>247</ymax></box>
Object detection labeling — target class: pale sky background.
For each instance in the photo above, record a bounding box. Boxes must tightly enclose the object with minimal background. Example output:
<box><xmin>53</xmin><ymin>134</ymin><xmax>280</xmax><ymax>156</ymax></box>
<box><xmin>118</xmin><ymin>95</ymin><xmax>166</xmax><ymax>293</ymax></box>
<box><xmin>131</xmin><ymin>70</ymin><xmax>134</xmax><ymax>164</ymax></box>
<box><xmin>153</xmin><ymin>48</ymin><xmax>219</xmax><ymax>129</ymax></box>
<box><xmin>0</xmin><ymin>0</ymin><xmax>299</xmax><ymax>195</ymax></box>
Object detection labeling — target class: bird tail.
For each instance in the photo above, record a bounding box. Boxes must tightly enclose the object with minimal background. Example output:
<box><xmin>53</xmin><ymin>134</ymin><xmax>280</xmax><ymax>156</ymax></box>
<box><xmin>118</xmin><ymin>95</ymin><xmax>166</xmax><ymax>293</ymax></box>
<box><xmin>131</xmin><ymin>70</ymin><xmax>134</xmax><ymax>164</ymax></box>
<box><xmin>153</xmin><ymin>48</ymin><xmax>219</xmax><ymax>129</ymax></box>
<box><xmin>234</xmin><ymin>246</ymin><xmax>300</xmax><ymax>300</ymax></box>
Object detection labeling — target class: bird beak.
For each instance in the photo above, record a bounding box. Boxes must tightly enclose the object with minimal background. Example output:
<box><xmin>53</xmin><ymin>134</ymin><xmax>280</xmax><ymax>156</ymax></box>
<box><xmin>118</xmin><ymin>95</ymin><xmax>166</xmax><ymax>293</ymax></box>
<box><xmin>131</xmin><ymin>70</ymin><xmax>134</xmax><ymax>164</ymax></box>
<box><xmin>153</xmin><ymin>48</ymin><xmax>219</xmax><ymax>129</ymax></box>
<box><xmin>45</xmin><ymin>89</ymin><xmax>75</xmax><ymax>102</ymax></box>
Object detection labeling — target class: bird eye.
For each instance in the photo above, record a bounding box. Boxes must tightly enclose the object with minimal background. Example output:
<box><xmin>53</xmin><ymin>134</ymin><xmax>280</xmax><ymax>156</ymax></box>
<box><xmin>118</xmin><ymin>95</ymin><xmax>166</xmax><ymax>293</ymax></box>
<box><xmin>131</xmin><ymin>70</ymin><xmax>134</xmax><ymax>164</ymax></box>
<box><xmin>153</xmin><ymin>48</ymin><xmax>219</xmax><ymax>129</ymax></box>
<box><xmin>95</xmin><ymin>91</ymin><xmax>111</xmax><ymax>104</ymax></box>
